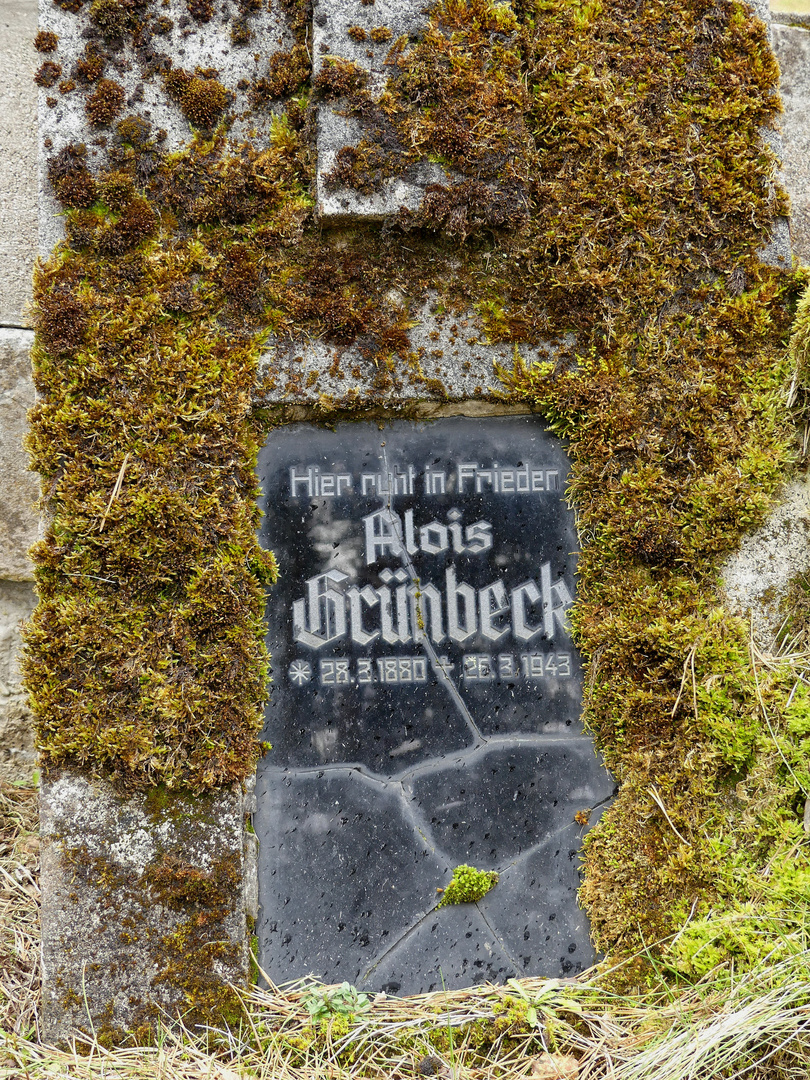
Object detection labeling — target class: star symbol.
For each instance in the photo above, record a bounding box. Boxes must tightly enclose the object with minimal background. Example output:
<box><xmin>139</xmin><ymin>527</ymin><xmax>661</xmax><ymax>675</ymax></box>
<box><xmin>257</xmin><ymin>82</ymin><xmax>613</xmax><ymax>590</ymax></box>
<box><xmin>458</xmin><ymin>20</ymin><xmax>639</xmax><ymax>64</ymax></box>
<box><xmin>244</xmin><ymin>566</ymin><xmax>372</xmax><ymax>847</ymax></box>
<box><xmin>289</xmin><ymin>659</ymin><xmax>312</xmax><ymax>686</ymax></box>
<box><xmin>435</xmin><ymin>656</ymin><xmax>455</xmax><ymax>677</ymax></box>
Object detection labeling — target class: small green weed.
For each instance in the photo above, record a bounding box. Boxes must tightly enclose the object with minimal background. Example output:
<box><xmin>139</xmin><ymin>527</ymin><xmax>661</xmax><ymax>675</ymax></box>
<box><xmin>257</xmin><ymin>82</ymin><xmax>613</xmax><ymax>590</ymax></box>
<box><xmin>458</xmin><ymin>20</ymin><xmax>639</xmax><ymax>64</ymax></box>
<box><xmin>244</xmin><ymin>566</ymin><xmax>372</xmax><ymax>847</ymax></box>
<box><xmin>301</xmin><ymin>982</ymin><xmax>372</xmax><ymax>1024</ymax></box>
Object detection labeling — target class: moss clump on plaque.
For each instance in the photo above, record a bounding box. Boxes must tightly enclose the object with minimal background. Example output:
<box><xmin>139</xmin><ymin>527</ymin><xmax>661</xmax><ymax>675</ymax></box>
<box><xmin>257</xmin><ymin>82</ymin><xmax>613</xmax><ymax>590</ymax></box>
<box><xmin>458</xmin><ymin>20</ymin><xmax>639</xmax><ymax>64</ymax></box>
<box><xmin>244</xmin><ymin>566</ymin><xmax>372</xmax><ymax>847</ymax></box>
<box><xmin>438</xmin><ymin>865</ymin><xmax>499</xmax><ymax>907</ymax></box>
<box><xmin>26</xmin><ymin>0</ymin><xmax>810</xmax><ymax>996</ymax></box>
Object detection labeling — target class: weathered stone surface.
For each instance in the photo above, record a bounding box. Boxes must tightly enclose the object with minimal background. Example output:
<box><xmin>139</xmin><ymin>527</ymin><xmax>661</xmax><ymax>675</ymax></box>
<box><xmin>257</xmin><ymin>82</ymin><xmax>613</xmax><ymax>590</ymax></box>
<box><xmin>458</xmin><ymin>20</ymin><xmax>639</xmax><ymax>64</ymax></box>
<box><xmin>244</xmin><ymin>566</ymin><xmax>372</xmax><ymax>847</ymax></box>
<box><xmin>0</xmin><ymin>580</ymin><xmax>36</xmax><ymax>785</ymax></box>
<box><xmin>773</xmin><ymin>23</ymin><xmax>810</xmax><ymax>264</ymax></box>
<box><xmin>316</xmin><ymin>107</ymin><xmax>447</xmax><ymax>222</ymax></box>
<box><xmin>772</xmin><ymin>3</ymin><xmax>810</xmax><ymax>29</ymax></box>
<box><xmin>312</xmin><ymin>0</ymin><xmax>443</xmax><ymax>221</ymax></box>
<box><xmin>722</xmin><ymin>479</ymin><xmax>810</xmax><ymax>647</ymax></box>
<box><xmin>260</xmin><ymin>315</ymin><xmax>575</xmax><ymax>405</ymax></box>
<box><xmin>745</xmin><ymin>0</ymin><xmax>792</xmax><ymax>270</ymax></box>
<box><xmin>0</xmin><ymin>0</ymin><xmax>37</xmax><ymax>327</ymax></box>
<box><xmin>38</xmin><ymin>0</ymin><xmax>293</xmax><ymax>253</ymax></box>
<box><xmin>40</xmin><ymin>771</ymin><xmax>250</xmax><ymax>1043</ymax></box>
<box><xmin>312</xmin><ymin>0</ymin><xmax>425</xmax><ymax>91</ymax></box>
<box><xmin>0</xmin><ymin>330</ymin><xmax>38</xmax><ymax>581</ymax></box>
<box><xmin>758</xmin><ymin>124</ymin><xmax>792</xmax><ymax>271</ymax></box>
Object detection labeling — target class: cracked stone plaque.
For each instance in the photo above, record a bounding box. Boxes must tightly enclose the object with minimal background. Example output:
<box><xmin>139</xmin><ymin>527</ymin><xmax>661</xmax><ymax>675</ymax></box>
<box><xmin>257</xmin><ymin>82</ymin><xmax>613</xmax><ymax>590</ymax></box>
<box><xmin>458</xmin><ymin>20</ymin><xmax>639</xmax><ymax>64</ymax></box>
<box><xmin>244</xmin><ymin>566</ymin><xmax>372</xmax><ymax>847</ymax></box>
<box><xmin>255</xmin><ymin>416</ymin><xmax>614</xmax><ymax>993</ymax></box>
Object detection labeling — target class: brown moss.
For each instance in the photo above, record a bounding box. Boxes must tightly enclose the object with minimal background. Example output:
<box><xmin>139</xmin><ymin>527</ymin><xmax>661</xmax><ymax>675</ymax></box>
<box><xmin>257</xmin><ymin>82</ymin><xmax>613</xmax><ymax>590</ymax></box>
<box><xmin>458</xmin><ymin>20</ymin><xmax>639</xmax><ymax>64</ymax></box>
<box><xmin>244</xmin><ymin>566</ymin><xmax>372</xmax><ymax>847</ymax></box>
<box><xmin>161</xmin><ymin>277</ymin><xmax>201</xmax><ymax>313</ymax></box>
<box><xmin>35</xmin><ymin>30</ymin><xmax>59</xmax><ymax>51</ymax></box>
<box><xmin>35</xmin><ymin>61</ymin><xmax>62</xmax><ymax>88</ymax></box>
<box><xmin>97</xmin><ymin>198</ymin><xmax>158</xmax><ymax>254</ymax></box>
<box><xmin>98</xmin><ymin>169</ymin><xmax>135</xmax><ymax>210</ymax></box>
<box><xmin>220</xmin><ymin>243</ymin><xmax>262</xmax><ymax>312</ymax></box>
<box><xmin>347</xmin><ymin>24</ymin><xmax>367</xmax><ymax>41</ymax></box>
<box><xmin>163</xmin><ymin>67</ymin><xmax>229</xmax><ymax>129</ymax></box>
<box><xmin>313</xmin><ymin>57</ymin><xmax>368</xmax><ymax>97</ymax></box>
<box><xmin>47</xmin><ymin>143</ymin><xmax>98</xmax><ymax>209</ymax></box>
<box><xmin>276</xmin><ymin>0</ymin><xmax>312</xmax><ymax>40</ymax></box>
<box><xmin>143</xmin><ymin>852</ymin><xmax>240</xmax><ymax>908</ymax></box>
<box><xmin>231</xmin><ymin>17</ymin><xmax>251</xmax><ymax>44</ymax></box>
<box><xmin>73</xmin><ymin>43</ymin><xmax>105</xmax><ymax>84</ymax></box>
<box><xmin>115</xmin><ymin>113</ymin><xmax>153</xmax><ymax>149</ymax></box>
<box><xmin>379</xmin><ymin>0</ymin><xmax>532</xmax><ymax>198</ymax></box>
<box><xmin>251</xmin><ymin>43</ymin><xmax>310</xmax><ymax>103</ymax></box>
<box><xmin>186</xmin><ymin>0</ymin><xmax>213</xmax><ymax>21</ymax></box>
<box><xmin>35</xmin><ymin>290</ymin><xmax>88</xmax><ymax>356</ymax></box>
<box><xmin>400</xmin><ymin>180</ymin><xmax>528</xmax><ymax>238</ymax></box>
<box><xmin>370</xmin><ymin>26</ymin><xmax>392</xmax><ymax>42</ymax></box>
<box><xmin>324</xmin><ymin>142</ymin><xmax>391</xmax><ymax>195</ymax></box>
<box><xmin>86</xmin><ymin>78</ymin><xmax>126</xmax><ymax>125</ymax></box>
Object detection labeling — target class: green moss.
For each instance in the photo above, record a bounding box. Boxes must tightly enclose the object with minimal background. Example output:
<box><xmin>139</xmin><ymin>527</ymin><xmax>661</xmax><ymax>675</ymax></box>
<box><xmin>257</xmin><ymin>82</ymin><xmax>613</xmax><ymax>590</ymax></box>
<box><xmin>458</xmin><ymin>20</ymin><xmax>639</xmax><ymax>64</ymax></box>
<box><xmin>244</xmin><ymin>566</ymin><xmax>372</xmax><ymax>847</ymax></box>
<box><xmin>438</xmin><ymin>864</ymin><xmax>499</xmax><ymax>906</ymax></box>
<box><xmin>27</xmin><ymin>0</ymin><xmax>810</xmax><ymax>994</ymax></box>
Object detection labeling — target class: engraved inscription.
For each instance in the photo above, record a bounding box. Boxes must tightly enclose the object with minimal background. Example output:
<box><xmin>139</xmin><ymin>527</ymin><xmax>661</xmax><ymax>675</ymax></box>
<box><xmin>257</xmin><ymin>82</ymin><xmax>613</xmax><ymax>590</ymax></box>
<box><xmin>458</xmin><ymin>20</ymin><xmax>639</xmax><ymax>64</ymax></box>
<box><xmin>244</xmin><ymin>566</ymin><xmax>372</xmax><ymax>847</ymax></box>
<box><xmin>254</xmin><ymin>416</ymin><xmax>614</xmax><ymax>996</ymax></box>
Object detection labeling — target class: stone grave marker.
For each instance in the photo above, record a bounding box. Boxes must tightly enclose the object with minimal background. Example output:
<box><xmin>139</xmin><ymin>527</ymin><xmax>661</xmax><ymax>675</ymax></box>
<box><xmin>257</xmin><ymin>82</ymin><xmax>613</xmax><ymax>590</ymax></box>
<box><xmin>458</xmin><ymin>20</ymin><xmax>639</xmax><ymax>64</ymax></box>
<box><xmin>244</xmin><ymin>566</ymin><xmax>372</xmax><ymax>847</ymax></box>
<box><xmin>255</xmin><ymin>415</ymin><xmax>614</xmax><ymax>994</ymax></box>
<box><xmin>32</xmin><ymin>0</ymin><xmax>795</xmax><ymax>1040</ymax></box>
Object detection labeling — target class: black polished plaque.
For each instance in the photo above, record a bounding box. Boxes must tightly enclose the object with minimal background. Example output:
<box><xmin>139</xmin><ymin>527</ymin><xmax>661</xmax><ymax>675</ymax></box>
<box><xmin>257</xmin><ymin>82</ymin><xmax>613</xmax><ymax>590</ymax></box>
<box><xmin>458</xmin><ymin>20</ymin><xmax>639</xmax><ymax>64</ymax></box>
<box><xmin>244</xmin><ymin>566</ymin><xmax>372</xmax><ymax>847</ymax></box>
<box><xmin>255</xmin><ymin>416</ymin><xmax>613</xmax><ymax>994</ymax></box>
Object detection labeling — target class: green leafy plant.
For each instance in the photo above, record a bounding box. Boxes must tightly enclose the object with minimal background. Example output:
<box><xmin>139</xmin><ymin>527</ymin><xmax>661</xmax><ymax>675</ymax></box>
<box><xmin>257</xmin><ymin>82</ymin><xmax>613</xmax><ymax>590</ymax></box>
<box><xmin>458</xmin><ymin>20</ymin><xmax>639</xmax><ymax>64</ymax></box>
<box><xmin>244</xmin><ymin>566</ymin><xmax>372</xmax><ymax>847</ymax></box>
<box><xmin>301</xmin><ymin>982</ymin><xmax>372</xmax><ymax>1024</ymax></box>
<box><xmin>506</xmin><ymin>978</ymin><xmax>587</xmax><ymax>1031</ymax></box>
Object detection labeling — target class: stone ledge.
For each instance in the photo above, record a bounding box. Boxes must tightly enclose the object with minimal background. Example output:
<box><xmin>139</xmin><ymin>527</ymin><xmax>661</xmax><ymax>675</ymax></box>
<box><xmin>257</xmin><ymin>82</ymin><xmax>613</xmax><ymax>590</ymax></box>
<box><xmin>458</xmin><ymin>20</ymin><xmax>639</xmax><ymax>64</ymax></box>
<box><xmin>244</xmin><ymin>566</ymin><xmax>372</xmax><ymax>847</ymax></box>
<box><xmin>0</xmin><ymin>0</ymin><xmax>37</xmax><ymax>327</ymax></box>
<box><xmin>0</xmin><ymin>580</ymin><xmax>36</xmax><ymax>785</ymax></box>
<box><xmin>260</xmin><ymin>309</ymin><xmax>576</xmax><ymax>407</ymax></box>
<box><xmin>40</xmin><ymin>770</ymin><xmax>250</xmax><ymax>1044</ymax></box>
<box><xmin>0</xmin><ymin>329</ymin><xmax>39</xmax><ymax>582</ymax></box>
<box><xmin>722</xmin><ymin>479</ymin><xmax>810</xmax><ymax>649</ymax></box>
<box><xmin>772</xmin><ymin>22</ymin><xmax>810</xmax><ymax>265</ymax></box>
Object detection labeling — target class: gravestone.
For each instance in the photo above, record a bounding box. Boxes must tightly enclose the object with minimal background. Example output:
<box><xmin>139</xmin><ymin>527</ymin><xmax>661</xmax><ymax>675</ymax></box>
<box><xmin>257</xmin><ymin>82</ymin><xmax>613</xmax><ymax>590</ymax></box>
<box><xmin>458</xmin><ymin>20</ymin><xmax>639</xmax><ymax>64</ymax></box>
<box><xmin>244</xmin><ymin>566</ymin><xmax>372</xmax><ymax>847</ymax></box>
<box><xmin>255</xmin><ymin>415</ymin><xmax>614</xmax><ymax>994</ymax></box>
<box><xmin>31</xmin><ymin>0</ymin><xmax>795</xmax><ymax>1041</ymax></box>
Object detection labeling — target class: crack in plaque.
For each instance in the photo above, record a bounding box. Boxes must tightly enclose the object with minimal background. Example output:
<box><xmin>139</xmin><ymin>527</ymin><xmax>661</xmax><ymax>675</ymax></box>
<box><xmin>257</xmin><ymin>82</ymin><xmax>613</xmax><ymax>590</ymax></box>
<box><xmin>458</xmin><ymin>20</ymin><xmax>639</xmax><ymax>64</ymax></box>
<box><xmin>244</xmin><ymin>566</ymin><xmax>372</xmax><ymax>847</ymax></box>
<box><xmin>359</xmin><ymin>904</ymin><xmax>437</xmax><ymax>985</ymax></box>
<box><xmin>266</xmin><ymin>732</ymin><xmax>596</xmax><ymax>785</ymax></box>
<box><xmin>380</xmin><ymin>443</ymin><xmax>485</xmax><ymax>748</ymax></box>
<box><xmin>476</xmin><ymin>903</ymin><xmax>523</xmax><ymax>976</ymax></box>
<box><xmin>486</xmin><ymin>790</ymin><xmax>617</xmax><ymax>877</ymax></box>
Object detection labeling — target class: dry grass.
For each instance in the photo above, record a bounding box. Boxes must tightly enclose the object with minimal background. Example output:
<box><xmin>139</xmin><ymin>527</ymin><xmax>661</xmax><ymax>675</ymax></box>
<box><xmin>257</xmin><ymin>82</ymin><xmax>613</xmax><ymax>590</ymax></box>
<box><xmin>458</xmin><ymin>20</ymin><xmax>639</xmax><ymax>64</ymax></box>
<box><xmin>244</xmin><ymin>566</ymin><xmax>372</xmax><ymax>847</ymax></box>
<box><xmin>1</xmin><ymin>781</ymin><xmax>809</xmax><ymax>1080</ymax></box>
<box><xmin>0</xmin><ymin>781</ymin><xmax>40</xmax><ymax>1040</ymax></box>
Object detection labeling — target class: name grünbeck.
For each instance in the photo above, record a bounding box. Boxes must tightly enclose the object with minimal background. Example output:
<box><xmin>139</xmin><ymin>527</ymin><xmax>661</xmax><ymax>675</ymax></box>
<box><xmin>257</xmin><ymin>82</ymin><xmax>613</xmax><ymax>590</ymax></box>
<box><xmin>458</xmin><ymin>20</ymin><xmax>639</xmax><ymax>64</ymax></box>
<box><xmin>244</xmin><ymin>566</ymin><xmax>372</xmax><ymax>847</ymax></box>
<box><xmin>288</xmin><ymin>461</ymin><xmax>574</xmax><ymax>652</ymax></box>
